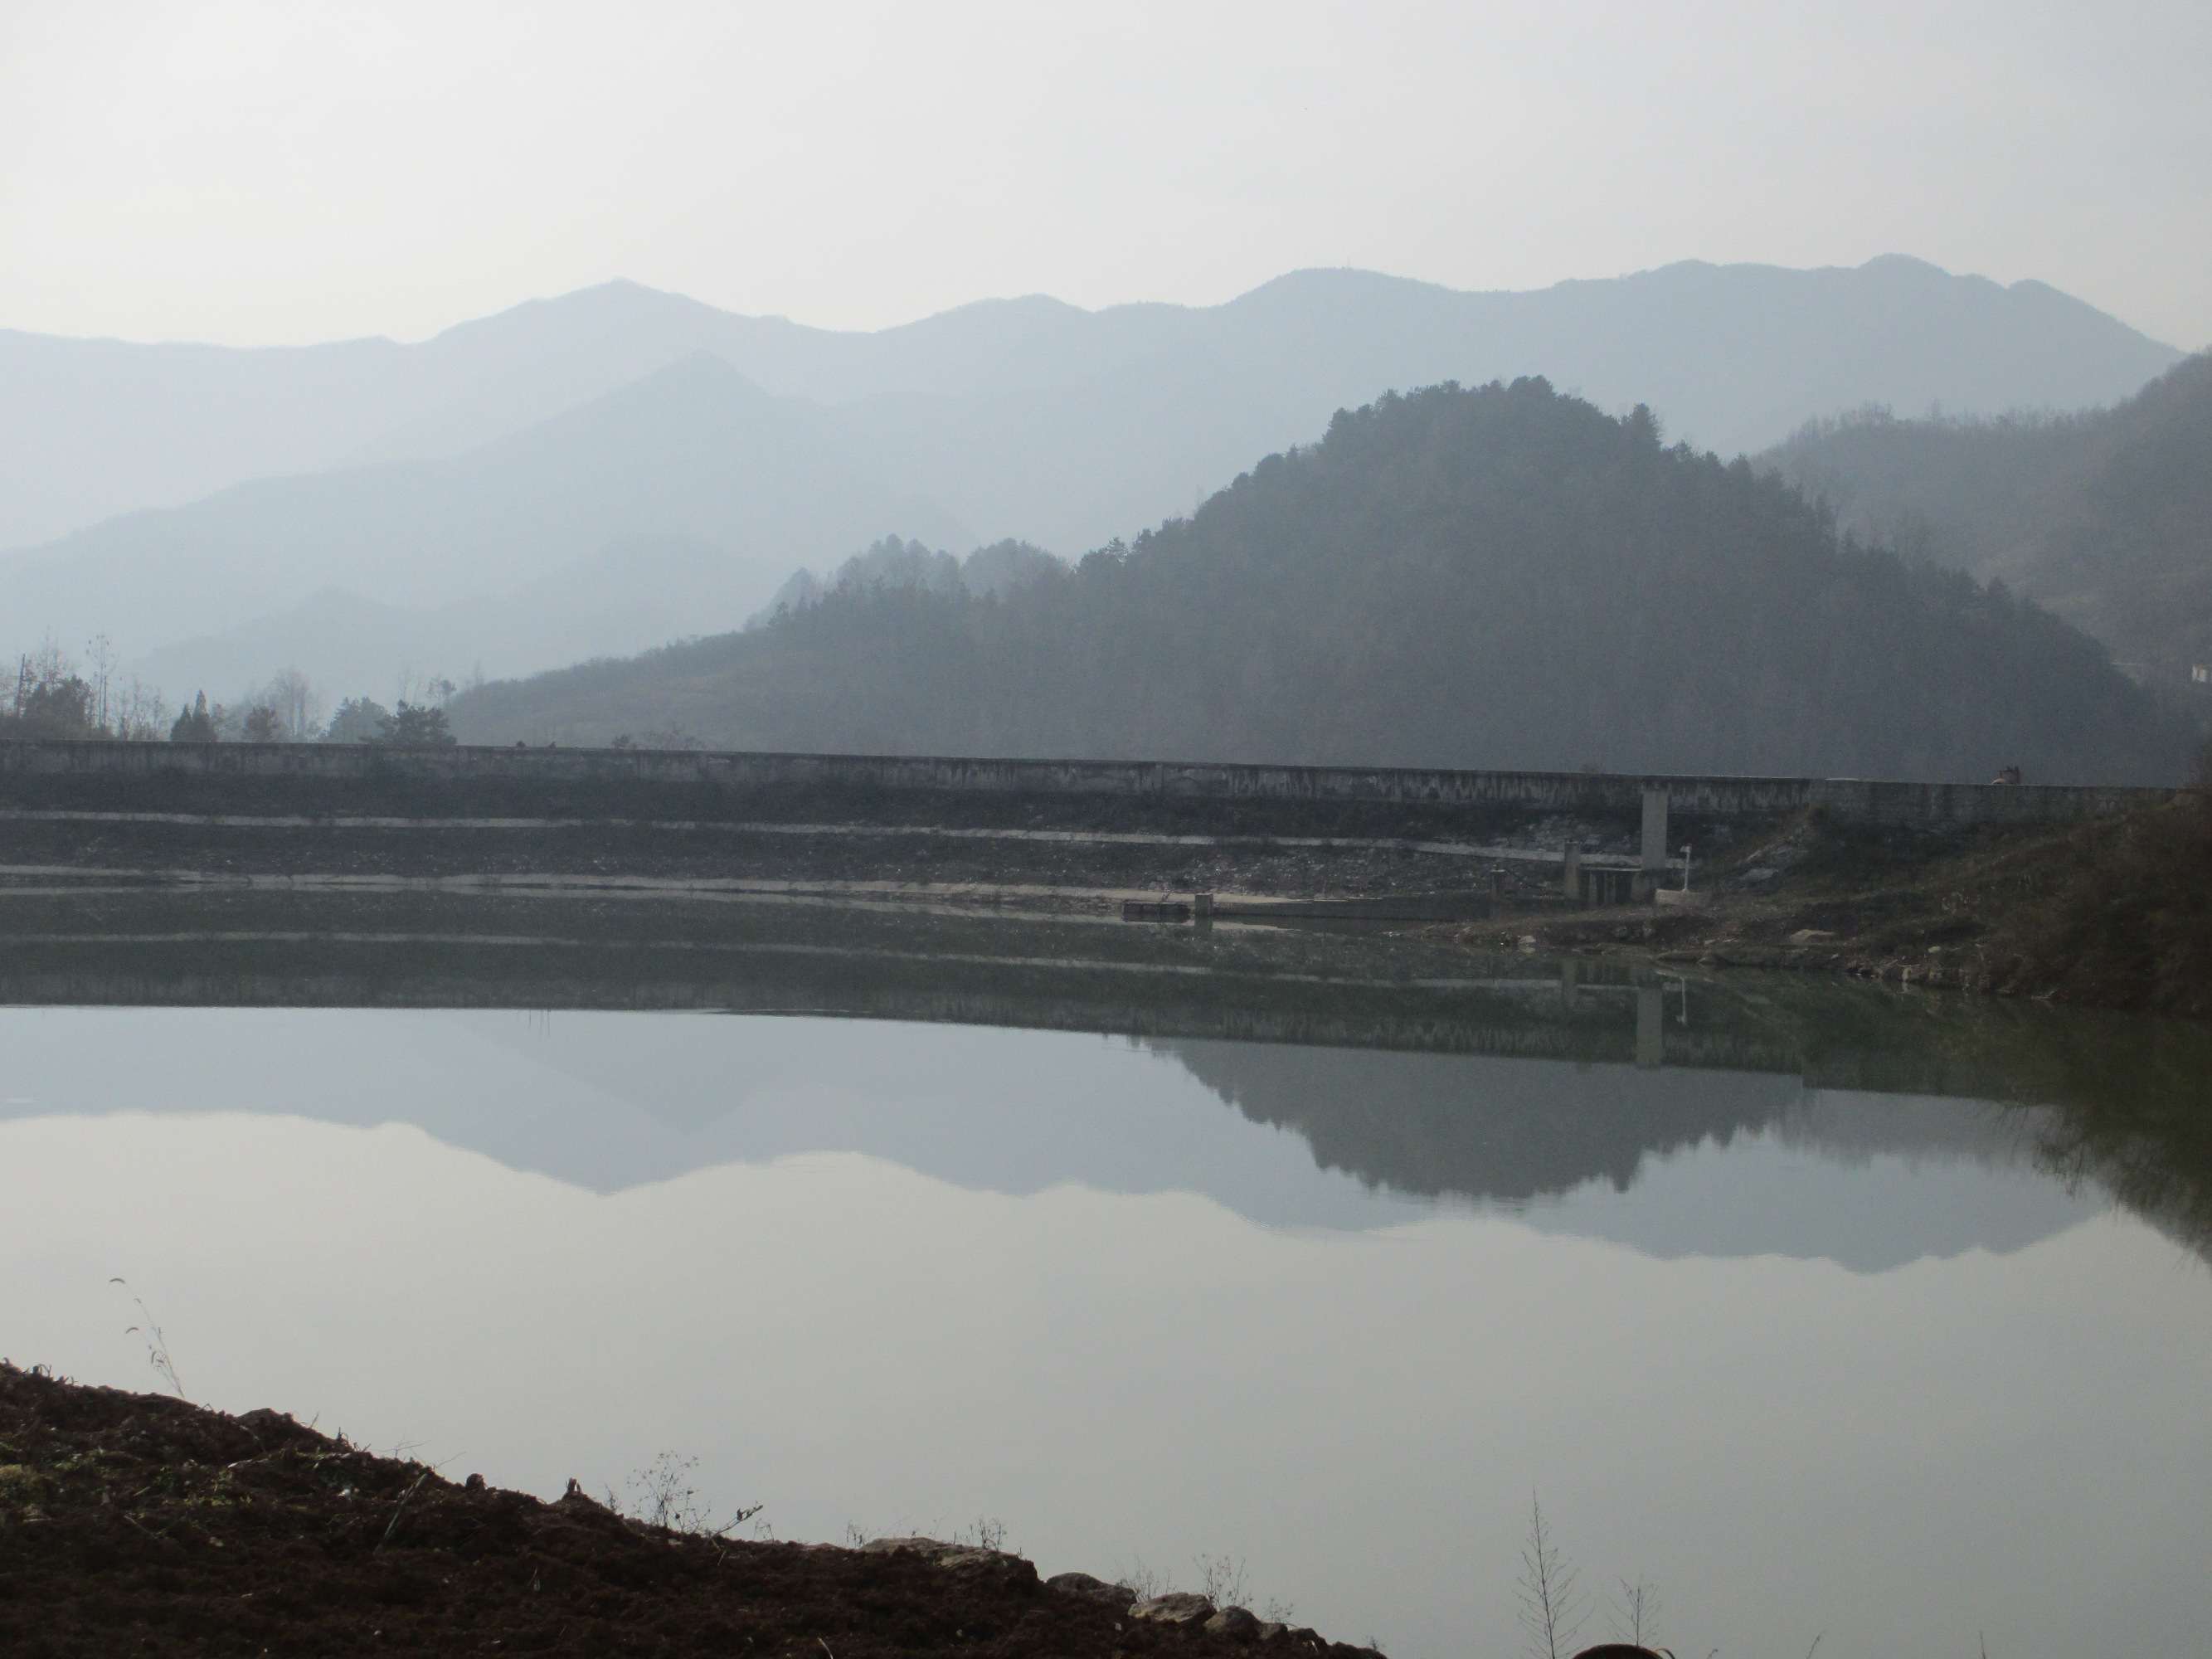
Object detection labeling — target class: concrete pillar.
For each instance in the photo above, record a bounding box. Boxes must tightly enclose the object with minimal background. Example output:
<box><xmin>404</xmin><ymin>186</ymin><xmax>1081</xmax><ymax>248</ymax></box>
<box><xmin>1635</xmin><ymin>985</ymin><xmax>1663</xmax><ymax>1068</ymax></box>
<box><xmin>1562</xmin><ymin>843</ymin><xmax>1582</xmax><ymax>900</ymax></box>
<box><xmin>1640</xmin><ymin>789</ymin><xmax>1670</xmax><ymax>876</ymax></box>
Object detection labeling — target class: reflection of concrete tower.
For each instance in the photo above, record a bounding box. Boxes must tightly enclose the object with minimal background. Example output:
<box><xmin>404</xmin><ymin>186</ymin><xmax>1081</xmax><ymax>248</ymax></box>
<box><xmin>1635</xmin><ymin>985</ymin><xmax>1664</xmax><ymax>1068</ymax></box>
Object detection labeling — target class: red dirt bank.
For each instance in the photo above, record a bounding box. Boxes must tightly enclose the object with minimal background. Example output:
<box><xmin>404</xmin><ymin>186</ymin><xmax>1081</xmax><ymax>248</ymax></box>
<box><xmin>0</xmin><ymin>1365</ymin><xmax>1383</xmax><ymax>1657</ymax></box>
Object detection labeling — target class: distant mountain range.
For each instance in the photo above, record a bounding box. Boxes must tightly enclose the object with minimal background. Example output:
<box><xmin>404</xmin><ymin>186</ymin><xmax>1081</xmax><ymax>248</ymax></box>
<box><xmin>0</xmin><ymin>255</ymin><xmax>2182</xmax><ymax>704</ymax></box>
<box><xmin>1759</xmin><ymin>352</ymin><xmax>2212</xmax><ymax>685</ymax></box>
<box><xmin>9</xmin><ymin>355</ymin><xmax>967</xmax><ymax>700</ymax></box>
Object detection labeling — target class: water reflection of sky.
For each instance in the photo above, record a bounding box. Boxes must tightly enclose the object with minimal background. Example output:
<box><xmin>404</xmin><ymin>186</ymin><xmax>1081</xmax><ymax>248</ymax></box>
<box><xmin>2</xmin><ymin>1007</ymin><xmax>2208</xmax><ymax>1659</ymax></box>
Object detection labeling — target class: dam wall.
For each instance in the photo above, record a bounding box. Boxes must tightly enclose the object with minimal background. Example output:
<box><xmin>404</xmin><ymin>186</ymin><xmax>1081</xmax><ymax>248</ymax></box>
<box><xmin>0</xmin><ymin>739</ymin><xmax>2171</xmax><ymax>826</ymax></box>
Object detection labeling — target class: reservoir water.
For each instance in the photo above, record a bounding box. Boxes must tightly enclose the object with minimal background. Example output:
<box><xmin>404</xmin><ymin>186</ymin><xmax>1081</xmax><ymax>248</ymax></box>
<box><xmin>3</xmin><ymin>937</ymin><xmax>2208</xmax><ymax>1658</ymax></box>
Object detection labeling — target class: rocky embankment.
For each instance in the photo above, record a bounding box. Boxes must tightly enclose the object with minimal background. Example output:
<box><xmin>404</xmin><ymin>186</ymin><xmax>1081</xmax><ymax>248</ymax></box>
<box><xmin>0</xmin><ymin>770</ymin><xmax>1622</xmax><ymax>913</ymax></box>
<box><xmin>0</xmin><ymin>1363</ymin><xmax>1383</xmax><ymax>1657</ymax></box>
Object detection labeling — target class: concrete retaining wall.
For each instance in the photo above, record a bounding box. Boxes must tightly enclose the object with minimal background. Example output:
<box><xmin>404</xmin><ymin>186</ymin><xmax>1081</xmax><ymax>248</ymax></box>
<box><xmin>0</xmin><ymin>739</ymin><xmax>2172</xmax><ymax>826</ymax></box>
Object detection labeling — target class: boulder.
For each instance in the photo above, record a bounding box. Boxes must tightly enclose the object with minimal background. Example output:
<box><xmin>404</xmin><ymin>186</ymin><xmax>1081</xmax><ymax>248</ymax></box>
<box><xmin>1130</xmin><ymin>1592</ymin><xmax>1216</xmax><ymax>1626</ymax></box>
<box><xmin>860</xmin><ymin>1535</ymin><xmax>936</xmax><ymax>1553</ymax></box>
<box><xmin>1046</xmin><ymin>1571</ymin><xmax>1136</xmax><ymax>1609</ymax></box>
<box><xmin>1205</xmin><ymin>1604</ymin><xmax>1263</xmax><ymax>1640</ymax></box>
<box><xmin>858</xmin><ymin>1536</ymin><xmax>1038</xmax><ymax>1588</ymax></box>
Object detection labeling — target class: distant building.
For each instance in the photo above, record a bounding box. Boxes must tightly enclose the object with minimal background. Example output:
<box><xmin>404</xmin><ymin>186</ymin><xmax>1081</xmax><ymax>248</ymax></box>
<box><xmin>2193</xmin><ymin>664</ymin><xmax>2210</xmax><ymax>685</ymax></box>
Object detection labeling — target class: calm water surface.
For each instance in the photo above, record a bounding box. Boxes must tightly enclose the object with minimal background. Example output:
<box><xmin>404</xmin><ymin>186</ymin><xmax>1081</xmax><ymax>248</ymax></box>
<box><xmin>4</xmin><ymin>994</ymin><xmax>2209</xmax><ymax>1658</ymax></box>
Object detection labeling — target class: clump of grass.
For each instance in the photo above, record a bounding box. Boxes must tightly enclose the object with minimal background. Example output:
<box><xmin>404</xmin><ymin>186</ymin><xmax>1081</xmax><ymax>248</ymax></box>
<box><xmin>109</xmin><ymin>1277</ymin><xmax>184</xmax><ymax>1399</ymax></box>
<box><xmin>0</xmin><ymin>1463</ymin><xmax>52</xmax><ymax>1507</ymax></box>
<box><xmin>1118</xmin><ymin>1548</ymin><xmax>1292</xmax><ymax>1622</ymax></box>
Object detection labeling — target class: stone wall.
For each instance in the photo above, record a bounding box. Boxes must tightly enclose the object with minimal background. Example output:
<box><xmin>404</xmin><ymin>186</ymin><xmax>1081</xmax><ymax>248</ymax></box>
<box><xmin>0</xmin><ymin>739</ymin><xmax>2172</xmax><ymax>825</ymax></box>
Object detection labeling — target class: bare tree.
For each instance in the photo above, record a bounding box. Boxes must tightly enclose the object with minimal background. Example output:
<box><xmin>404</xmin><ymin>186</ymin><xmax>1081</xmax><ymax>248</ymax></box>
<box><xmin>393</xmin><ymin>669</ymin><xmax>457</xmax><ymax>710</ymax></box>
<box><xmin>114</xmin><ymin>676</ymin><xmax>170</xmax><ymax>741</ymax></box>
<box><xmin>1611</xmin><ymin>1574</ymin><xmax>1662</xmax><ymax>1650</ymax></box>
<box><xmin>83</xmin><ymin>633</ymin><xmax>116</xmax><ymax>732</ymax></box>
<box><xmin>263</xmin><ymin>667</ymin><xmax>322</xmax><ymax>740</ymax></box>
<box><xmin>28</xmin><ymin>633</ymin><xmax>68</xmax><ymax>691</ymax></box>
<box><xmin>1515</xmin><ymin>1494</ymin><xmax>1588</xmax><ymax>1659</ymax></box>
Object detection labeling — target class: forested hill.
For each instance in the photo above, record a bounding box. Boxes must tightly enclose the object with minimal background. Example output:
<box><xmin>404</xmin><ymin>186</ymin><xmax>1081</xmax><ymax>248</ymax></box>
<box><xmin>1758</xmin><ymin>352</ymin><xmax>2212</xmax><ymax>683</ymax></box>
<box><xmin>449</xmin><ymin>380</ymin><xmax>2190</xmax><ymax>785</ymax></box>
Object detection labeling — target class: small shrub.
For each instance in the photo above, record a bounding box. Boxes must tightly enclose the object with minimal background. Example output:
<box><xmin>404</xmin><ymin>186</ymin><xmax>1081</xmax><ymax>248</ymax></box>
<box><xmin>1194</xmin><ymin>1551</ymin><xmax>1250</xmax><ymax>1607</ymax></box>
<box><xmin>954</xmin><ymin>1515</ymin><xmax>1010</xmax><ymax>1552</ymax></box>
<box><xmin>610</xmin><ymin>1451</ymin><xmax>761</xmax><ymax>1536</ymax></box>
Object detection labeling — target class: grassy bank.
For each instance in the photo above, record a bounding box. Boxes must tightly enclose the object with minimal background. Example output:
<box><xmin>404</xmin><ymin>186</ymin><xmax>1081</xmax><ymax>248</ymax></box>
<box><xmin>1484</xmin><ymin>779</ymin><xmax>2212</xmax><ymax>1019</ymax></box>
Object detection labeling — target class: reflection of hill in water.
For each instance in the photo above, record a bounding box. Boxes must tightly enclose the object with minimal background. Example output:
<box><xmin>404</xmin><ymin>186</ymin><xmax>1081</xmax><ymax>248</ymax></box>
<box><xmin>1163</xmin><ymin>1029</ymin><xmax>2068</xmax><ymax>1204</ymax></box>
<box><xmin>1158</xmin><ymin>1034</ymin><xmax>1797</xmax><ymax>1204</ymax></box>
<box><xmin>0</xmin><ymin>997</ymin><xmax>2104</xmax><ymax>1272</ymax></box>
<box><xmin>1151</xmin><ymin>1039</ymin><xmax>2089</xmax><ymax>1271</ymax></box>
<box><xmin>0</xmin><ymin>905</ymin><xmax>2205</xmax><ymax>1268</ymax></box>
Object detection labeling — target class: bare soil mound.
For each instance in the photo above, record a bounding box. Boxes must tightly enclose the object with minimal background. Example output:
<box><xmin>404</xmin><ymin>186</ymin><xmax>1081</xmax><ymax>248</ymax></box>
<box><xmin>0</xmin><ymin>1365</ymin><xmax>1374</xmax><ymax>1657</ymax></box>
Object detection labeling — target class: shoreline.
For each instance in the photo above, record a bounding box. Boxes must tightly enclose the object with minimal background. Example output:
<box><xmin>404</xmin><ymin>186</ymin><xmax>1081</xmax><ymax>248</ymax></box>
<box><xmin>0</xmin><ymin>1362</ymin><xmax>1383</xmax><ymax>1657</ymax></box>
<box><xmin>5</xmin><ymin>764</ymin><xmax>2206</xmax><ymax>1021</ymax></box>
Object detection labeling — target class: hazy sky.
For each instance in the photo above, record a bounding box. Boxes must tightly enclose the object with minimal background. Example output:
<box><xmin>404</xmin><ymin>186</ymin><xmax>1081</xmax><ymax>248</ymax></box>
<box><xmin>3</xmin><ymin>0</ymin><xmax>2207</xmax><ymax>349</ymax></box>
